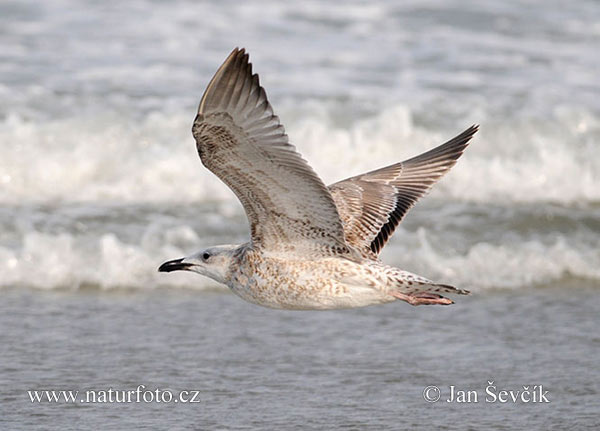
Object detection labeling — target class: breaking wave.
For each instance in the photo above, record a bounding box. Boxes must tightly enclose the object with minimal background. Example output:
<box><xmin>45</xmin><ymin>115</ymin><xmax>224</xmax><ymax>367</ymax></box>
<box><xmin>2</xmin><ymin>220</ymin><xmax>598</xmax><ymax>290</ymax></box>
<box><xmin>1</xmin><ymin>104</ymin><xmax>598</xmax><ymax>206</ymax></box>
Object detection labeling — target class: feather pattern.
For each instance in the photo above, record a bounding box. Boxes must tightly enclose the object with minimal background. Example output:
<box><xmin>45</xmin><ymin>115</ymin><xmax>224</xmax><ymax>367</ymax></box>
<box><xmin>192</xmin><ymin>48</ymin><xmax>353</xmax><ymax>257</ymax></box>
<box><xmin>329</xmin><ymin>125</ymin><xmax>479</xmax><ymax>258</ymax></box>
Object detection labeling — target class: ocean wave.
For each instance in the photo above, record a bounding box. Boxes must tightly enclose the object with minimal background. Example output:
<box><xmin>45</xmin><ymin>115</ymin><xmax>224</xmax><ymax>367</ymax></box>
<box><xmin>1</xmin><ymin>104</ymin><xmax>598</xmax><ymax>206</ymax></box>
<box><xmin>383</xmin><ymin>228</ymin><xmax>600</xmax><ymax>290</ymax></box>
<box><xmin>2</xmin><ymin>225</ymin><xmax>598</xmax><ymax>291</ymax></box>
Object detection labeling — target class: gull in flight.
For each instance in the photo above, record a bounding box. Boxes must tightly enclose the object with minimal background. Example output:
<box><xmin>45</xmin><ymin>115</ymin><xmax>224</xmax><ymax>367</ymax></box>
<box><xmin>159</xmin><ymin>48</ymin><xmax>478</xmax><ymax>310</ymax></box>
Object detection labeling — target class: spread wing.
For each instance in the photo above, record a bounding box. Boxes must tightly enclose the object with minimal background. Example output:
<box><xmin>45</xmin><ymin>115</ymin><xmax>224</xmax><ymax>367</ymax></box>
<box><xmin>328</xmin><ymin>125</ymin><xmax>478</xmax><ymax>258</ymax></box>
<box><xmin>192</xmin><ymin>48</ymin><xmax>352</xmax><ymax>256</ymax></box>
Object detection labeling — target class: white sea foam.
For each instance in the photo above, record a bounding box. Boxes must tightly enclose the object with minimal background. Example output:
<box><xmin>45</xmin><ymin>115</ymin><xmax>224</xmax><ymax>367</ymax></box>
<box><xmin>2</xmin><ymin>222</ymin><xmax>598</xmax><ymax>291</ymax></box>
<box><xmin>1</xmin><ymin>104</ymin><xmax>598</xmax><ymax>206</ymax></box>
<box><xmin>384</xmin><ymin>228</ymin><xmax>600</xmax><ymax>290</ymax></box>
<box><xmin>0</xmin><ymin>228</ymin><xmax>211</xmax><ymax>290</ymax></box>
<box><xmin>2</xmin><ymin>103</ymin><xmax>598</xmax><ymax>291</ymax></box>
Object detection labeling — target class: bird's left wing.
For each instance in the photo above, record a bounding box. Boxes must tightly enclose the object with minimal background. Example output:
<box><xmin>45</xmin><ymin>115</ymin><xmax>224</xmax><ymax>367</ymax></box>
<box><xmin>329</xmin><ymin>125</ymin><xmax>478</xmax><ymax>258</ymax></box>
<box><xmin>193</xmin><ymin>48</ymin><xmax>352</xmax><ymax>257</ymax></box>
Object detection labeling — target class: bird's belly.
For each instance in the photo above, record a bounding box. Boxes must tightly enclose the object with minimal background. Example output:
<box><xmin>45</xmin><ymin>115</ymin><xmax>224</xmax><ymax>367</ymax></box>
<box><xmin>228</xmin><ymin>257</ymin><xmax>392</xmax><ymax>310</ymax></box>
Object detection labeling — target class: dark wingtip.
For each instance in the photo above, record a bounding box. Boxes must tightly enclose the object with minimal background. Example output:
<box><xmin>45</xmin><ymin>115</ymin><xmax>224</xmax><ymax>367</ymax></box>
<box><xmin>158</xmin><ymin>258</ymin><xmax>193</xmax><ymax>273</ymax></box>
<box><xmin>464</xmin><ymin>123</ymin><xmax>480</xmax><ymax>140</ymax></box>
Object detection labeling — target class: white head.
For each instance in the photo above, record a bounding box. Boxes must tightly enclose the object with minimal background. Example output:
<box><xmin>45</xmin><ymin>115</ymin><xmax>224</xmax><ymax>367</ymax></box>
<box><xmin>158</xmin><ymin>244</ymin><xmax>238</xmax><ymax>285</ymax></box>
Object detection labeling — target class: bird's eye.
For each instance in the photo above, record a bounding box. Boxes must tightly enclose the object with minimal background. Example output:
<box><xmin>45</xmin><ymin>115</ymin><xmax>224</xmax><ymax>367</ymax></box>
<box><xmin>202</xmin><ymin>252</ymin><xmax>210</xmax><ymax>261</ymax></box>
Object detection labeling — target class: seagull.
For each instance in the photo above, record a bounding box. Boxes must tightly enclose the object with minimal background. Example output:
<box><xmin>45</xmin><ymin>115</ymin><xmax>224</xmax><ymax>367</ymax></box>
<box><xmin>159</xmin><ymin>48</ymin><xmax>478</xmax><ymax>310</ymax></box>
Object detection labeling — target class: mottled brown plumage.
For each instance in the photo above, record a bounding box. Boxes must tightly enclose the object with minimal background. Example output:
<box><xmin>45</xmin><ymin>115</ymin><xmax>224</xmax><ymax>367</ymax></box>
<box><xmin>159</xmin><ymin>48</ymin><xmax>478</xmax><ymax>309</ymax></box>
<box><xmin>193</xmin><ymin>48</ymin><xmax>354</xmax><ymax>258</ymax></box>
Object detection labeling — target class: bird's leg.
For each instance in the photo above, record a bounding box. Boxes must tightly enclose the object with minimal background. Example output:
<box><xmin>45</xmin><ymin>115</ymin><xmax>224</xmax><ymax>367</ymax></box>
<box><xmin>390</xmin><ymin>291</ymin><xmax>454</xmax><ymax>306</ymax></box>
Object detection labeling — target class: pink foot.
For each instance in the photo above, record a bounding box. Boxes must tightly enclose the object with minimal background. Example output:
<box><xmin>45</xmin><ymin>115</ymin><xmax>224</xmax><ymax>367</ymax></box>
<box><xmin>390</xmin><ymin>291</ymin><xmax>454</xmax><ymax>306</ymax></box>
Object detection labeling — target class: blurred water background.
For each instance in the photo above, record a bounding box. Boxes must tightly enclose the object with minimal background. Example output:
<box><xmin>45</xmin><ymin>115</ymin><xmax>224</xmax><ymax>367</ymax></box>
<box><xmin>1</xmin><ymin>0</ymin><xmax>599</xmax><ymax>429</ymax></box>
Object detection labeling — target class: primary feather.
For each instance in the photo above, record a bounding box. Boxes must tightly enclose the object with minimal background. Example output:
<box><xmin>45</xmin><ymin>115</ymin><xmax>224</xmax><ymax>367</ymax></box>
<box><xmin>329</xmin><ymin>125</ymin><xmax>478</xmax><ymax>258</ymax></box>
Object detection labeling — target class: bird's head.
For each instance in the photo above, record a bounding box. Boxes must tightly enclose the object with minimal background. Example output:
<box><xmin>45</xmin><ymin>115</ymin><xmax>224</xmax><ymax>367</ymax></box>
<box><xmin>158</xmin><ymin>244</ymin><xmax>238</xmax><ymax>284</ymax></box>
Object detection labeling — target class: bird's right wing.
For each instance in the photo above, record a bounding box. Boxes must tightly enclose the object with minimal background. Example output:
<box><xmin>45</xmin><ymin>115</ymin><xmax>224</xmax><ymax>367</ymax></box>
<box><xmin>329</xmin><ymin>125</ymin><xmax>478</xmax><ymax>258</ymax></box>
<box><xmin>193</xmin><ymin>48</ymin><xmax>353</xmax><ymax>257</ymax></box>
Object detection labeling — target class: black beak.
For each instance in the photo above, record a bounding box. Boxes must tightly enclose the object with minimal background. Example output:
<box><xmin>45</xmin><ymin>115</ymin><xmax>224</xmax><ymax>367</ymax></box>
<box><xmin>158</xmin><ymin>258</ymin><xmax>193</xmax><ymax>272</ymax></box>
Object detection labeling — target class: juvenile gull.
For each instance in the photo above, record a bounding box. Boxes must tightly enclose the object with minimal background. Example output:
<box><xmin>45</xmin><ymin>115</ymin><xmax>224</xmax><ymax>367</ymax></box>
<box><xmin>159</xmin><ymin>48</ymin><xmax>478</xmax><ymax>310</ymax></box>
